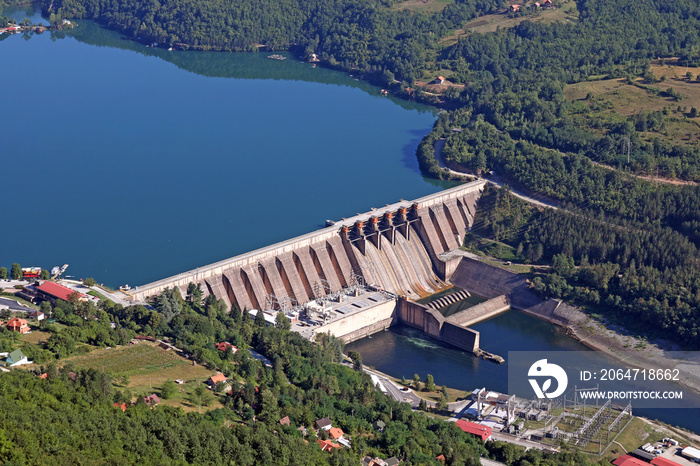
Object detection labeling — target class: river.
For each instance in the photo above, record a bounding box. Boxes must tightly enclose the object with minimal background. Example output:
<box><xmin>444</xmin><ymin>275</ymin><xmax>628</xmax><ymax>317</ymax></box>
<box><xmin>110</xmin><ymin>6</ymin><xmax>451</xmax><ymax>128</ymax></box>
<box><xmin>347</xmin><ymin>311</ymin><xmax>700</xmax><ymax>434</ymax></box>
<box><xmin>0</xmin><ymin>4</ymin><xmax>444</xmax><ymax>288</ymax></box>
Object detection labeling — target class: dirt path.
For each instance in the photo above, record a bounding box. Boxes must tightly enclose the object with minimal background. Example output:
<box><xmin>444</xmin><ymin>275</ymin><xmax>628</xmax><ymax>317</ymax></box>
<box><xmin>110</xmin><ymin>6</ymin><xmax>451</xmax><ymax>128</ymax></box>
<box><xmin>590</xmin><ymin>160</ymin><xmax>698</xmax><ymax>186</ymax></box>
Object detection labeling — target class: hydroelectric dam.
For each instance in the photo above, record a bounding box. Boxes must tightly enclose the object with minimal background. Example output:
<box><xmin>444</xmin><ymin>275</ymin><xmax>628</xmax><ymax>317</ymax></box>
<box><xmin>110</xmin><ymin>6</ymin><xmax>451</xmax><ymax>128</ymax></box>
<box><xmin>129</xmin><ymin>179</ymin><xmax>572</xmax><ymax>356</ymax></box>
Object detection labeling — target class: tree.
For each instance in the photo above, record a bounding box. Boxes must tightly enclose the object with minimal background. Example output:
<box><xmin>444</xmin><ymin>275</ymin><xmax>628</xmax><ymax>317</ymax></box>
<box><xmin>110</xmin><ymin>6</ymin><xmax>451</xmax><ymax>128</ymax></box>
<box><xmin>348</xmin><ymin>351</ymin><xmax>363</xmax><ymax>372</ymax></box>
<box><xmin>39</xmin><ymin>269</ymin><xmax>50</xmax><ymax>280</ymax></box>
<box><xmin>254</xmin><ymin>309</ymin><xmax>266</xmax><ymax>327</ymax></box>
<box><xmin>442</xmin><ymin>385</ymin><xmax>449</xmax><ymax>401</ymax></box>
<box><xmin>412</xmin><ymin>374</ymin><xmax>421</xmax><ymax>391</ymax></box>
<box><xmin>161</xmin><ymin>380</ymin><xmax>177</xmax><ymax>399</ymax></box>
<box><xmin>275</xmin><ymin>312</ymin><xmax>290</xmax><ymax>331</ymax></box>
<box><xmin>10</xmin><ymin>263</ymin><xmax>21</xmax><ymax>280</ymax></box>
<box><xmin>186</xmin><ymin>282</ymin><xmax>203</xmax><ymax>307</ymax></box>
<box><xmin>424</xmin><ymin>374</ymin><xmax>436</xmax><ymax>392</ymax></box>
<box><xmin>83</xmin><ymin>277</ymin><xmax>96</xmax><ymax>287</ymax></box>
<box><xmin>436</xmin><ymin>394</ymin><xmax>448</xmax><ymax>412</ymax></box>
<box><xmin>0</xmin><ymin>268</ymin><xmax>6</xmax><ymax>279</ymax></box>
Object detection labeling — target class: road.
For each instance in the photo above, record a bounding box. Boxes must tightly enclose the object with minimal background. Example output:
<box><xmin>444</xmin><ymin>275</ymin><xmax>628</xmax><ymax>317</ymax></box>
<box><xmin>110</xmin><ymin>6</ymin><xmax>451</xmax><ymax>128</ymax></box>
<box><xmin>0</xmin><ymin>297</ymin><xmax>32</xmax><ymax>312</ymax></box>
<box><xmin>434</xmin><ymin>139</ymin><xmax>560</xmax><ymax>210</ymax></box>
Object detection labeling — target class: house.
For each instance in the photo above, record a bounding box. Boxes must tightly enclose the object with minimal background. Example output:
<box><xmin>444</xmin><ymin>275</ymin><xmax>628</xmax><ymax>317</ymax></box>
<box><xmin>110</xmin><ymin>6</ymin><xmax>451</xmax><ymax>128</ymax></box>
<box><xmin>317</xmin><ymin>439</ymin><xmax>341</xmax><ymax>452</ymax></box>
<box><xmin>28</xmin><ymin>310</ymin><xmax>45</xmax><ymax>321</ymax></box>
<box><xmin>297</xmin><ymin>426</ymin><xmax>308</xmax><ymax>436</ymax></box>
<box><xmin>612</xmin><ymin>455</ymin><xmax>650</xmax><ymax>466</ymax></box>
<box><xmin>279</xmin><ymin>416</ymin><xmax>291</xmax><ymax>426</ymax></box>
<box><xmin>542</xmin><ymin>0</ymin><xmax>552</xmax><ymax>6</ymax></box>
<box><xmin>362</xmin><ymin>458</ymin><xmax>388</xmax><ymax>466</ymax></box>
<box><xmin>435</xmin><ymin>455</ymin><xmax>445</xmax><ymax>464</ymax></box>
<box><xmin>315</xmin><ymin>417</ymin><xmax>332</xmax><ymax>431</ymax></box>
<box><xmin>455</xmin><ymin>420</ymin><xmax>492</xmax><ymax>441</ymax></box>
<box><xmin>329</xmin><ymin>427</ymin><xmax>344</xmax><ymax>440</ymax></box>
<box><xmin>510</xmin><ymin>4</ymin><xmax>520</xmax><ymax>11</ymax></box>
<box><xmin>207</xmin><ymin>373</ymin><xmax>227</xmax><ymax>389</ymax></box>
<box><xmin>35</xmin><ymin>281</ymin><xmax>86</xmax><ymax>304</ymax></box>
<box><xmin>386</xmin><ymin>457</ymin><xmax>400</xmax><ymax>466</ymax></box>
<box><xmin>144</xmin><ymin>394</ymin><xmax>160</xmax><ymax>407</ymax></box>
<box><xmin>431</xmin><ymin>76</ymin><xmax>446</xmax><ymax>85</ymax></box>
<box><xmin>6</xmin><ymin>318</ymin><xmax>29</xmax><ymax>334</ymax></box>
<box><xmin>1</xmin><ymin>349</ymin><xmax>31</xmax><ymax>367</ymax></box>
<box><xmin>215</xmin><ymin>342</ymin><xmax>238</xmax><ymax>353</ymax></box>
<box><xmin>113</xmin><ymin>402</ymin><xmax>128</xmax><ymax>412</ymax></box>
<box><xmin>372</xmin><ymin>420</ymin><xmax>386</xmax><ymax>432</ymax></box>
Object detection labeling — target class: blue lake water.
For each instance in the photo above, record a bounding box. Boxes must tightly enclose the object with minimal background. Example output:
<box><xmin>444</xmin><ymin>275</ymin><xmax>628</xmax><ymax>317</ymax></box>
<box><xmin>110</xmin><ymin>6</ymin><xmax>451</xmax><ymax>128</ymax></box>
<box><xmin>0</xmin><ymin>9</ymin><xmax>443</xmax><ymax>287</ymax></box>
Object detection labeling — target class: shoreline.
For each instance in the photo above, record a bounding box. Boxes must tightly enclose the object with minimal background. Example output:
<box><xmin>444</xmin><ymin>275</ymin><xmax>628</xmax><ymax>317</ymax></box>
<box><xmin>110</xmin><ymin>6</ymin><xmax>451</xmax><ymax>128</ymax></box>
<box><xmin>515</xmin><ymin>301</ymin><xmax>700</xmax><ymax>409</ymax></box>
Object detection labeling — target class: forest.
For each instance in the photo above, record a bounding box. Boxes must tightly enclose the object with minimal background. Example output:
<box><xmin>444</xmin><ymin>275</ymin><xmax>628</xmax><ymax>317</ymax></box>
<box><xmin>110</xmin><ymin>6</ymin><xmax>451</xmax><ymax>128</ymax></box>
<box><xmin>465</xmin><ymin>185</ymin><xmax>700</xmax><ymax>347</ymax></box>
<box><xmin>0</xmin><ymin>288</ymin><xmax>608</xmax><ymax>465</ymax></box>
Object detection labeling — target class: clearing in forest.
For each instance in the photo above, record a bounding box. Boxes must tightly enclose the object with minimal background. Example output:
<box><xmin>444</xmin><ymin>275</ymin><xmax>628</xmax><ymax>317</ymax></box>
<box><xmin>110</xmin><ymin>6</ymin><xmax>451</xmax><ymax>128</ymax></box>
<box><xmin>393</xmin><ymin>0</ymin><xmax>455</xmax><ymax>13</ymax></box>
<box><xmin>565</xmin><ymin>73</ymin><xmax>700</xmax><ymax>147</ymax></box>
<box><xmin>439</xmin><ymin>0</ymin><xmax>578</xmax><ymax>47</ymax></box>
<box><xmin>65</xmin><ymin>342</ymin><xmax>222</xmax><ymax>408</ymax></box>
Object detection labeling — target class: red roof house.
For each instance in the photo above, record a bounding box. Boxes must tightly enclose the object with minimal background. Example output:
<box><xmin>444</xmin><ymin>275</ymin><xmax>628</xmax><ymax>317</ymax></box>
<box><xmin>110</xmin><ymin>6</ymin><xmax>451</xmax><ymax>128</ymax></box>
<box><xmin>144</xmin><ymin>394</ymin><xmax>160</xmax><ymax>407</ymax></box>
<box><xmin>208</xmin><ymin>373</ymin><xmax>227</xmax><ymax>388</ymax></box>
<box><xmin>651</xmin><ymin>458</ymin><xmax>683</xmax><ymax>466</ymax></box>
<box><xmin>6</xmin><ymin>318</ymin><xmax>29</xmax><ymax>334</ymax></box>
<box><xmin>613</xmin><ymin>455</ymin><xmax>651</xmax><ymax>466</ymax></box>
<box><xmin>215</xmin><ymin>342</ymin><xmax>238</xmax><ymax>353</ymax></box>
<box><xmin>317</xmin><ymin>439</ymin><xmax>341</xmax><ymax>452</ymax></box>
<box><xmin>329</xmin><ymin>427</ymin><xmax>344</xmax><ymax>440</ymax></box>
<box><xmin>35</xmin><ymin>281</ymin><xmax>85</xmax><ymax>303</ymax></box>
<box><xmin>455</xmin><ymin>420</ymin><xmax>492</xmax><ymax>441</ymax></box>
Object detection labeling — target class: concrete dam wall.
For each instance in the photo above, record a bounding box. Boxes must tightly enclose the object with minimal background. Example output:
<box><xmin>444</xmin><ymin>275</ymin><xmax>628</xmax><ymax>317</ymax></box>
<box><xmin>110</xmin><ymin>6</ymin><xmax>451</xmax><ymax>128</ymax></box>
<box><xmin>450</xmin><ymin>257</ymin><xmax>587</xmax><ymax>327</ymax></box>
<box><xmin>129</xmin><ymin>180</ymin><xmax>486</xmax><ymax>311</ymax></box>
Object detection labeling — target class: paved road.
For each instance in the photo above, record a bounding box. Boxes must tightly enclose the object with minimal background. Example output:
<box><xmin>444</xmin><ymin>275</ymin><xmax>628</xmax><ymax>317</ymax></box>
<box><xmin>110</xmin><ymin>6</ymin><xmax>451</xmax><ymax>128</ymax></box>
<box><xmin>0</xmin><ymin>297</ymin><xmax>32</xmax><ymax>312</ymax></box>
<box><xmin>434</xmin><ymin>139</ymin><xmax>560</xmax><ymax>210</ymax></box>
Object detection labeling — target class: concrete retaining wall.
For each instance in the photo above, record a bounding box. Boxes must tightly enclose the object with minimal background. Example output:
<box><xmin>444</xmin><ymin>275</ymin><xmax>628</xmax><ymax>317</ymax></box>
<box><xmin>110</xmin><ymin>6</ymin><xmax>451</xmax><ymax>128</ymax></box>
<box><xmin>440</xmin><ymin>322</ymin><xmax>480</xmax><ymax>353</ymax></box>
<box><xmin>314</xmin><ymin>299</ymin><xmax>397</xmax><ymax>341</ymax></box>
<box><xmin>338</xmin><ymin>317</ymin><xmax>395</xmax><ymax>344</ymax></box>
<box><xmin>450</xmin><ymin>257</ymin><xmax>541</xmax><ymax>310</ymax></box>
<box><xmin>396</xmin><ymin>298</ymin><xmax>443</xmax><ymax>339</ymax></box>
<box><xmin>445</xmin><ymin>295</ymin><xmax>510</xmax><ymax>328</ymax></box>
<box><xmin>451</xmin><ymin>257</ymin><xmax>588</xmax><ymax>328</ymax></box>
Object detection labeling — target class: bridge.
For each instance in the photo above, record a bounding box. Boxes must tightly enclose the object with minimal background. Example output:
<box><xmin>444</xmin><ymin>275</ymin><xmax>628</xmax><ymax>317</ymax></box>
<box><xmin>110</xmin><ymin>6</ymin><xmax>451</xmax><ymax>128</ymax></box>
<box><xmin>129</xmin><ymin>179</ymin><xmax>487</xmax><ymax>312</ymax></box>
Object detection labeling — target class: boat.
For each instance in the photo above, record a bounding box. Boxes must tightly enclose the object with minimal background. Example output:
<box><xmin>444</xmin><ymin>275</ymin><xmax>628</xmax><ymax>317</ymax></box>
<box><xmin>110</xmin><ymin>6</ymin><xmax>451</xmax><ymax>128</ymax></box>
<box><xmin>267</xmin><ymin>54</ymin><xmax>286</xmax><ymax>60</ymax></box>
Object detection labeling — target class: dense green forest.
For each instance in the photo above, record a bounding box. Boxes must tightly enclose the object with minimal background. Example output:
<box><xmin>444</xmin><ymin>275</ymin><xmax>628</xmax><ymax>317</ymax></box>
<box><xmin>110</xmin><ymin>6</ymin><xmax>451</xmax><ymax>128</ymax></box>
<box><xmin>465</xmin><ymin>185</ymin><xmax>700</xmax><ymax>346</ymax></box>
<box><xmin>0</xmin><ymin>289</ymin><xmax>608</xmax><ymax>465</ymax></box>
<box><xmin>41</xmin><ymin>0</ymin><xmax>502</xmax><ymax>83</ymax></box>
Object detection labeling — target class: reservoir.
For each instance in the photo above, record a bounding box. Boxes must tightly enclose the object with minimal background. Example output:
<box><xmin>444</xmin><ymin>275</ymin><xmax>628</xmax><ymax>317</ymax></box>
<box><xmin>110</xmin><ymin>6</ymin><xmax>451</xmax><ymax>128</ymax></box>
<box><xmin>0</xmin><ymin>5</ymin><xmax>442</xmax><ymax>288</ymax></box>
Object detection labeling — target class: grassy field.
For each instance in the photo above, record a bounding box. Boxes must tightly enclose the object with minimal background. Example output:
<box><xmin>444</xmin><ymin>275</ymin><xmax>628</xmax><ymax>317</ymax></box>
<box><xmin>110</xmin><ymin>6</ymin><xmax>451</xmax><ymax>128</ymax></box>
<box><xmin>19</xmin><ymin>330</ymin><xmax>52</xmax><ymax>346</ymax></box>
<box><xmin>393</xmin><ymin>0</ymin><xmax>454</xmax><ymax>13</ymax></box>
<box><xmin>602</xmin><ymin>417</ymin><xmax>654</xmax><ymax>461</ymax></box>
<box><xmin>440</xmin><ymin>1</ymin><xmax>579</xmax><ymax>47</ymax></box>
<box><xmin>64</xmin><ymin>342</ymin><xmax>224</xmax><ymax>411</ymax></box>
<box><xmin>565</xmin><ymin>67</ymin><xmax>700</xmax><ymax>147</ymax></box>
